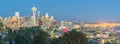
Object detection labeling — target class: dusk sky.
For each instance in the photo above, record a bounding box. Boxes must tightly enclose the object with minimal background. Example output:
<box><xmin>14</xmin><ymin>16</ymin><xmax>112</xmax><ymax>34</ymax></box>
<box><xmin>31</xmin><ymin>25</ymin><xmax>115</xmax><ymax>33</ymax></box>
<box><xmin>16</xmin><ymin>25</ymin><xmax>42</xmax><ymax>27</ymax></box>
<box><xmin>1</xmin><ymin>0</ymin><xmax>120</xmax><ymax>22</ymax></box>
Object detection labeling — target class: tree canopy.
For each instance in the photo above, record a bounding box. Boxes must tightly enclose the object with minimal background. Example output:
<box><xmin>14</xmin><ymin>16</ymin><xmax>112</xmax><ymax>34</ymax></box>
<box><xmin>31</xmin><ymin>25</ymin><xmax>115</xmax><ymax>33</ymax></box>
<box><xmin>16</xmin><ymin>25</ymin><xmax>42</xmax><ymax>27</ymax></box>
<box><xmin>1</xmin><ymin>26</ymin><xmax>89</xmax><ymax>44</ymax></box>
<box><xmin>51</xmin><ymin>30</ymin><xmax>89</xmax><ymax>44</ymax></box>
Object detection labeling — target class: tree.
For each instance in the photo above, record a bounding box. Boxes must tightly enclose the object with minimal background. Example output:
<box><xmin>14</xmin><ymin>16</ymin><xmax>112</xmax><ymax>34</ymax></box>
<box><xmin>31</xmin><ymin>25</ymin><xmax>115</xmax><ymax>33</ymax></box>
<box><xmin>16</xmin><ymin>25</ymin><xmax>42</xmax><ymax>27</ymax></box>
<box><xmin>32</xmin><ymin>29</ymin><xmax>48</xmax><ymax>44</ymax></box>
<box><xmin>0</xmin><ymin>22</ymin><xmax>3</xmax><ymax>28</ymax></box>
<box><xmin>0</xmin><ymin>22</ymin><xmax>4</xmax><ymax>32</ymax></box>
<box><xmin>4</xmin><ymin>26</ymin><xmax>49</xmax><ymax>44</ymax></box>
<box><xmin>14</xmin><ymin>27</ymin><xmax>37</xmax><ymax>44</ymax></box>
<box><xmin>0</xmin><ymin>36</ymin><xmax>3</xmax><ymax>44</ymax></box>
<box><xmin>0</xmin><ymin>22</ymin><xmax>4</xmax><ymax>44</ymax></box>
<box><xmin>50</xmin><ymin>38</ymin><xmax>61</xmax><ymax>44</ymax></box>
<box><xmin>52</xmin><ymin>30</ymin><xmax>89</xmax><ymax>44</ymax></box>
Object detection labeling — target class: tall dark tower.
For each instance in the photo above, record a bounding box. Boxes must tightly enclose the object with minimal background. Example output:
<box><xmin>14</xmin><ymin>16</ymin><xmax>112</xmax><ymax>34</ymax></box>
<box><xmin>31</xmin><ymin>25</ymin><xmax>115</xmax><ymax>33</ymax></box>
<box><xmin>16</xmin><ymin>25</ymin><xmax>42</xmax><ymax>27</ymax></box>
<box><xmin>38</xmin><ymin>11</ymin><xmax>42</xmax><ymax>27</ymax></box>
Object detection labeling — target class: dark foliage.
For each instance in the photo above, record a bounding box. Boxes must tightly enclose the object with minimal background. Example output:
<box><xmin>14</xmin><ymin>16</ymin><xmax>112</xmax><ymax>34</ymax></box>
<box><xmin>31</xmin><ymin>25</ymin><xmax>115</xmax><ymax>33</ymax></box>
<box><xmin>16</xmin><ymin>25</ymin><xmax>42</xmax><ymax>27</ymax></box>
<box><xmin>51</xmin><ymin>30</ymin><xmax>89</xmax><ymax>44</ymax></box>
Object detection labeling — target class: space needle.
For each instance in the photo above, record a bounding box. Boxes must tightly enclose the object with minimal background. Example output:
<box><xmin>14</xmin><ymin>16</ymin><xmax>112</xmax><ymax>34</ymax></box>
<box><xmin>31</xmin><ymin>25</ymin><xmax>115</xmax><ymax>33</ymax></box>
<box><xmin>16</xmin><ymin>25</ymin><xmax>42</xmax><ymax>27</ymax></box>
<box><xmin>32</xmin><ymin>7</ymin><xmax>37</xmax><ymax>26</ymax></box>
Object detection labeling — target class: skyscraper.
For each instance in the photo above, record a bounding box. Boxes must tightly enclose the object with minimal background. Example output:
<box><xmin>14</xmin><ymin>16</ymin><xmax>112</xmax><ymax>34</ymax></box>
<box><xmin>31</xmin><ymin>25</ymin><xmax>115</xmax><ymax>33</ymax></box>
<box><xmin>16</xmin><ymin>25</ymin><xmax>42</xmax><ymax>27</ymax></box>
<box><xmin>45</xmin><ymin>13</ymin><xmax>49</xmax><ymax>28</ymax></box>
<box><xmin>50</xmin><ymin>16</ymin><xmax>54</xmax><ymax>22</ymax></box>
<box><xmin>38</xmin><ymin>11</ymin><xmax>40</xmax><ymax>18</ymax></box>
<box><xmin>38</xmin><ymin>11</ymin><xmax>42</xmax><ymax>26</ymax></box>
<box><xmin>41</xmin><ymin>16</ymin><xmax>45</xmax><ymax>23</ymax></box>
<box><xmin>32</xmin><ymin>7</ymin><xmax>37</xmax><ymax>26</ymax></box>
<box><xmin>15</xmin><ymin>12</ymin><xmax>19</xmax><ymax>20</ymax></box>
<box><xmin>15</xmin><ymin>12</ymin><xmax>20</xmax><ymax>27</ymax></box>
<box><xmin>45</xmin><ymin>13</ymin><xmax>49</xmax><ymax>22</ymax></box>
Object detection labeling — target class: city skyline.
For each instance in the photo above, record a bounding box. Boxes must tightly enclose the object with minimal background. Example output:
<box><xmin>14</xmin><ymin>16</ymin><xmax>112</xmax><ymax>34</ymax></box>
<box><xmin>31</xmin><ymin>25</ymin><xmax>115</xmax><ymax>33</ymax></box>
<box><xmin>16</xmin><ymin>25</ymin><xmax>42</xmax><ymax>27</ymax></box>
<box><xmin>1</xmin><ymin>0</ymin><xmax>120</xmax><ymax>22</ymax></box>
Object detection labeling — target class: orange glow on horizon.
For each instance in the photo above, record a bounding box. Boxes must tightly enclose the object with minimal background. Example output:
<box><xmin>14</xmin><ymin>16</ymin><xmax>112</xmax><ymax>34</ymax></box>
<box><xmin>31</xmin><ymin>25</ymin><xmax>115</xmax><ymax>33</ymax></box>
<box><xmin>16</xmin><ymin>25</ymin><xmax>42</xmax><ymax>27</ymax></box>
<box><xmin>84</xmin><ymin>23</ymin><xmax>120</xmax><ymax>28</ymax></box>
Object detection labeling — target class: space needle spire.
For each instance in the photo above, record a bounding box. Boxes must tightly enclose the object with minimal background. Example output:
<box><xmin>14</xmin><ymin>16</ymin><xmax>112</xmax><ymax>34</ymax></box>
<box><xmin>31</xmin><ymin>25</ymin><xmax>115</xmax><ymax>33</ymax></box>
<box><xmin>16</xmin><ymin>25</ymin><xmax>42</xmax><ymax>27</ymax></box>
<box><xmin>32</xmin><ymin>7</ymin><xmax>37</xmax><ymax>26</ymax></box>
